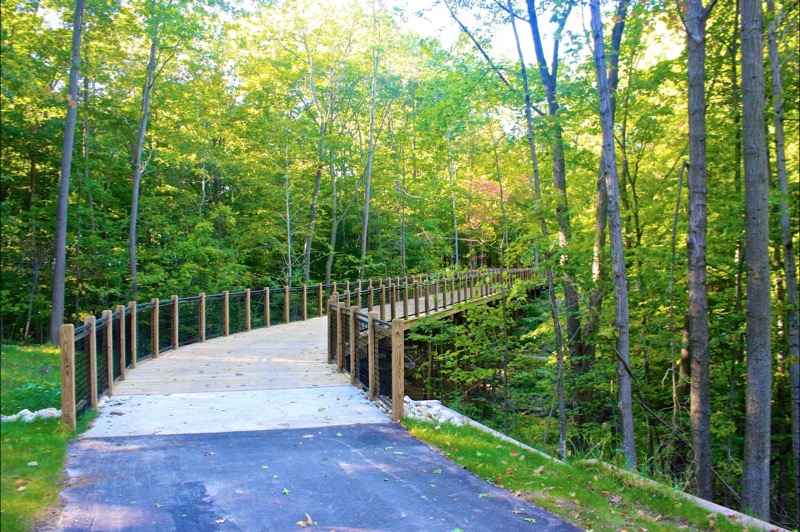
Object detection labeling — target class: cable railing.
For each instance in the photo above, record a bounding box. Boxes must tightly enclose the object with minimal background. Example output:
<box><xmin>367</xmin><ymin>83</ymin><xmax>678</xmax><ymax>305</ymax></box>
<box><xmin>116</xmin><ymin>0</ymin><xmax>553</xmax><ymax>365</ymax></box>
<box><xmin>325</xmin><ymin>268</ymin><xmax>538</xmax><ymax>422</ymax></box>
<box><xmin>58</xmin><ymin>269</ymin><xmax>536</xmax><ymax>429</ymax></box>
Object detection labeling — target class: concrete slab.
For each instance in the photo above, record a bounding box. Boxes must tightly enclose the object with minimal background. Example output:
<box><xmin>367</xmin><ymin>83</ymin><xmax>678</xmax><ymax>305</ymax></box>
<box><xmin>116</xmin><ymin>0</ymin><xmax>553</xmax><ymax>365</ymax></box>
<box><xmin>58</xmin><ymin>423</ymin><xmax>579</xmax><ymax>531</ymax></box>
<box><xmin>85</xmin><ymin>386</ymin><xmax>389</xmax><ymax>437</ymax></box>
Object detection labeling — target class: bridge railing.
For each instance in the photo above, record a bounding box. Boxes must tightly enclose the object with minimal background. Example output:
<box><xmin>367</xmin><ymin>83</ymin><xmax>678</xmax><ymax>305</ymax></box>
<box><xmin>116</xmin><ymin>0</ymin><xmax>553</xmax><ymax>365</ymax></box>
<box><xmin>326</xmin><ymin>268</ymin><xmax>537</xmax><ymax>421</ymax></box>
<box><xmin>58</xmin><ymin>275</ymin><xmax>448</xmax><ymax>429</ymax></box>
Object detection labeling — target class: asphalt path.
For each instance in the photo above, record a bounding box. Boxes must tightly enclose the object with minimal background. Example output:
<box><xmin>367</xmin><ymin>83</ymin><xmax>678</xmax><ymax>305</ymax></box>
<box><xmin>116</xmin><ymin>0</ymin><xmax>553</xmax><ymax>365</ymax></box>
<box><xmin>52</xmin><ymin>321</ymin><xmax>579</xmax><ymax>531</ymax></box>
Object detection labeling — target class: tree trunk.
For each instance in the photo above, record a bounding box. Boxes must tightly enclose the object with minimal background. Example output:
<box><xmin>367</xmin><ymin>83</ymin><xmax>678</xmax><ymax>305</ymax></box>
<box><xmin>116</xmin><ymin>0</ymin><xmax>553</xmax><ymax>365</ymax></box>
<box><xmin>741</xmin><ymin>0</ymin><xmax>772</xmax><ymax>518</ymax></box>
<box><xmin>508</xmin><ymin>0</ymin><xmax>567</xmax><ymax>458</ymax></box>
<box><xmin>325</xmin><ymin>157</ymin><xmax>337</xmax><ymax>284</ymax></box>
<box><xmin>581</xmin><ymin>0</ymin><xmax>629</xmax><ymax>434</ymax></box>
<box><xmin>684</xmin><ymin>0</ymin><xmax>713</xmax><ymax>500</ymax></box>
<box><xmin>767</xmin><ymin>0</ymin><xmax>799</xmax><ymax>518</ymax></box>
<box><xmin>49</xmin><ymin>0</ymin><xmax>86</xmax><ymax>344</ymax></box>
<box><xmin>524</xmin><ymin>0</ymin><xmax>582</xmax><ymax>365</ymax></box>
<box><xmin>590</xmin><ymin>0</ymin><xmax>635</xmax><ymax>469</ymax></box>
<box><xmin>129</xmin><ymin>4</ymin><xmax>159</xmax><ymax>295</ymax></box>
<box><xmin>359</xmin><ymin>47</ymin><xmax>380</xmax><ymax>279</ymax></box>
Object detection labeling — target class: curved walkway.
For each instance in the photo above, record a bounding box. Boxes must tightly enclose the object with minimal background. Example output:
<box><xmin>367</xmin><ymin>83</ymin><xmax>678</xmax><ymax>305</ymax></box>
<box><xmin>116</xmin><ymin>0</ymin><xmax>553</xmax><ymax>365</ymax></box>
<box><xmin>55</xmin><ymin>318</ymin><xmax>578</xmax><ymax>531</ymax></box>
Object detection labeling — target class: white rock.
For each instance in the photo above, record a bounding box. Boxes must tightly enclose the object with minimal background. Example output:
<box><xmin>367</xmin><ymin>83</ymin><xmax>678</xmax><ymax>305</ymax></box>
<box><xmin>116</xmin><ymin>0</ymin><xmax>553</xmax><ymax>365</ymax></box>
<box><xmin>27</xmin><ymin>462</ymin><xmax>38</xmax><ymax>467</ymax></box>
<box><xmin>21</xmin><ymin>413</ymin><xmax>36</xmax><ymax>422</ymax></box>
<box><xmin>37</xmin><ymin>408</ymin><xmax>61</xmax><ymax>420</ymax></box>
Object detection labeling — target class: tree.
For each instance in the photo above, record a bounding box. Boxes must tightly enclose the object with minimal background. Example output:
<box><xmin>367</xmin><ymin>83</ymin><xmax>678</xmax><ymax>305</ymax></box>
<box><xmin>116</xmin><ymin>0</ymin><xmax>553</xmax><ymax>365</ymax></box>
<box><xmin>740</xmin><ymin>0</ymin><xmax>772</xmax><ymax>518</ymax></box>
<box><xmin>49</xmin><ymin>0</ymin><xmax>86</xmax><ymax>344</ymax></box>
<box><xmin>589</xmin><ymin>0</ymin><xmax>635</xmax><ymax>470</ymax></box>
<box><xmin>679</xmin><ymin>0</ymin><xmax>716</xmax><ymax>500</ymax></box>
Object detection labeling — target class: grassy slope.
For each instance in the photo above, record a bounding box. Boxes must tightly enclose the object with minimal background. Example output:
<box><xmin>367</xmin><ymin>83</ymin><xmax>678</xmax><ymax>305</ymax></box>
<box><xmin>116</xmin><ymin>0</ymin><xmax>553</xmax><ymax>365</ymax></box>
<box><xmin>0</xmin><ymin>344</ymin><xmax>91</xmax><ymax>531</ymax></box>
<box><xmin>406</xmin><ymin>419</ymin><xmax>745</xmax><ymax>532</ymax></box>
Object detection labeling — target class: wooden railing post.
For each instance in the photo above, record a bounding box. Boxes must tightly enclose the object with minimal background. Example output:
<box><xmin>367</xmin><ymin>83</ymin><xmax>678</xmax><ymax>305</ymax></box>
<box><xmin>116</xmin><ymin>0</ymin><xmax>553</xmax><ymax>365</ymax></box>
<box><xmin>433</xmin><ymin>279</ymin><xmax>439</xmax><ymax>311</ymax></box>
<box><xmin>102</xmin><ymin>309</ymin><xmax>114</xmax><ymax>395</ymax></box>
<box><xmin>336</xmin><ymin>303</ymin><xmax>345</xmax><ymax>373</ymax></box>
<box><xmin>327</xmin><ymin>293</ymin><xmax>339</xmax><ymax>364</ymax></box>
<box><xmin>265</xmin><ymin>288</ymin><xmax>271</xmax><ymax>327</ymax></box>
<box><xmin>390</xmin><ymin>283</ymin><xmax>397</xmax><ymax>320</ymax></box>
<box><xmin>318</xmin><ymin>283</ymin><xmax>324</xmax><ymax>318</ymax></box>
<box><xmin>368</xmin><ymin>280</ymin><xmax>374</xmax><ymax>313</ymax></box>
<box><xmin>413</xmin><ymin>282</ymin><xmax>420</xmax><ymax>317</ymax></box>
<box><xmin>60</xmin><ymin>324</ymin><xmax>76</xmax><ymax>430</ymax></box>
<box><xmin>368</xmin><ymin>311</ymin><xmax>378</xmax><ymax>400</ymax></box>
<box><xmin>245</xmin><ymin>289</ymin><xmax>252</xmax><ymax>331</ymax></box>
<box><xmin>424</xmin><ymin>281</ymin><xmax>430</xmax><ymax>314</ymax></box>
<box><xmin>284</xmin><ymin>285</ymin><xmax>290</xmax><ymax>324</ymax></box>
<box><xmin>391</xmin><ymin>319</ymin><xmax>405</xmax><ymax>422</ymax></box>
<box><xmin>403</xmin><ymin>283</ymin><xmax>409</xmax><ymax>320</ymax></box>
<box><xmin>350</xmin><ymin>306</ymin><xmax>358</xmax><ymax>385</ymax></box>
<box><xmin>223</xmin><ymin>291</ymin><xmax>230</xmax><ymax>336</ymax></box>
<box><xmin>199</xmin><ymin>293</ymin><xmax>206</xmax><ymax>342</ymax></box>
<box><xmin>171</xmin><ymin>296</ymin><xmax>179</xmax><ymax>350</ymax></box>
<box><xmin>380</xmin><ymin>281</ymin><xmax>386</xmax><ymax>321</ymax></box>
<box><xmin>84</xmin><ymin>316</ymin><xmax>98</xmax><ymax>408</ymax></box>
<box><xmin>117</xmin><ymin>305</ymin><xmax>127</xmax><ymax>379</ymax></box>
<box><xmin>344</xmin><ymin>282</ymin><xmax>350</xmax><ymax>307</ymax></box>
<box><xmin>302</xmin><ymin>285</ymin><xmax>308</xmax><ymax>321</ymax></box>
<box><xmin>152</xmin><ymin>298</ymin><xmax>159</xmax><ymax>358</ymax></box>
<box><xmin>356</xmin><ymin>281</ymin><xmax>362</xmax><ymax>309</ymax></box>
<box><xmin>128</xmin><ymin>302</ymin><xmax>137</xmax><ymax>368</ymax></box>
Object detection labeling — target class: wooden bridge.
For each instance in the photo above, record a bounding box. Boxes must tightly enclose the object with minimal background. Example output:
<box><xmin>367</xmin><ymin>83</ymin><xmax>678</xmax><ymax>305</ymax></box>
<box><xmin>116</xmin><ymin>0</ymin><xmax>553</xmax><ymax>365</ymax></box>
<box><xmin>59</xmin><ymin>268</ymin><xmax>536</xmax><ymax>428</ymax></box>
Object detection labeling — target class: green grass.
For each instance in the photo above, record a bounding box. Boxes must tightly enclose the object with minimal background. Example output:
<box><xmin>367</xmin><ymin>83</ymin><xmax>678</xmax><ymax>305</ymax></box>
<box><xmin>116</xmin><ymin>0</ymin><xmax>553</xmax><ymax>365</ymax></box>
<box><xmin>1</xmin><ymin>344</ymin><xmax>61</xmax><ymax>415</ymax></box>
<box><xmin>405</xmin><ymin>419</ymin><xmax>745</xmax><ymax>531</ymax></box>
<box><xmin>0</xmin><ymin>343</ymin><xmax>93</xmax><ymax>531</ymax></box>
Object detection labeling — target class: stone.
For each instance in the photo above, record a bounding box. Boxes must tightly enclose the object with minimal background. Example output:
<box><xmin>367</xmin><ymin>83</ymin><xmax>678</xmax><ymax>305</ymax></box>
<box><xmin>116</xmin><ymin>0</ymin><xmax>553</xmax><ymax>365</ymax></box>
<box><xmin>37</xmin><ymin>408</ymin><xmax>61</xmax><ymax>420</ymax></box>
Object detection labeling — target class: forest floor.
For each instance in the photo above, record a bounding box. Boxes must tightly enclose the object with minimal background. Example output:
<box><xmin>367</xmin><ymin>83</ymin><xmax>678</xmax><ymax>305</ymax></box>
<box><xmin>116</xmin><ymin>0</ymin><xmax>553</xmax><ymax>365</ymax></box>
<box><xmin>406</xmin><ymin>419</ymin><xmax>752</xmax><ymax>531</ymax></box>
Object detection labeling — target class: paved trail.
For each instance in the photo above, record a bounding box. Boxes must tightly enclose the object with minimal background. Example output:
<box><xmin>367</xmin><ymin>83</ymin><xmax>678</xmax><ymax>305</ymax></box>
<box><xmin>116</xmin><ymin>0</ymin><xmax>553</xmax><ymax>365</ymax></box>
<box><xmin>55</xmin><ymin>318</ymin><xmax>579</xmax><ymax>531</ymax></box>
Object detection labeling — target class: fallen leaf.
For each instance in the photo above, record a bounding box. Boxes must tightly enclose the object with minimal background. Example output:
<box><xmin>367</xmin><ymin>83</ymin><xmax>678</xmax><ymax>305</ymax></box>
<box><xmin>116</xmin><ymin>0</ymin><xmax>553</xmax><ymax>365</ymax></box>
<box><xmin>534</xmin><ymin>466</ymin><xmax>545</xmax><ymax>475</ymax></box>
<box><xmin>513</xmin><ymin>510</ymin><xmax>526</xmax><ymax>515</ymax></box>
<box><xmin>282</xmin><ymin>488</ymin><xmax>291</xmax><ymax>495</ymax></box>
<box><xmin>523</xmin><ymin>518</ymin><xmax>536</xmax><ymax>523</ymax></box>
<box><xmin>204</xmin><ymin>452</ymin><xmax>216</xmax><ymax>456</ymax></box>
<box><xmin>16</xmin><ymin>487</ymin><xmax>26</xmax><ymax>492</ymax></box>
<box><xmin>510</xmin><ymin>451</ymin><xmax>519</xmax><ymax>457</ymax></box>
<box><xmin>296</xmin><ymin>513</ymin><xmax>315</xmax><ymax>527</ymax></box>
<box><xmin>215</xmin><ymin>518</ymin><xmax>226</xmax><ymax>524</ymax></box>
<box><xmin>478</xmin><ymin>493</ymin><xmax>490</xmax><ymax>498</ymax></box>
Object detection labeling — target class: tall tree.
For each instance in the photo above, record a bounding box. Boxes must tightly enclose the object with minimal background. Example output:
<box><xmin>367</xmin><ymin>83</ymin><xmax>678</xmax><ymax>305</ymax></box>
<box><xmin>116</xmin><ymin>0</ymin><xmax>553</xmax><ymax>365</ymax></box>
<box><xmin>740</xmin><ymin>0</ymin><xmax>772</xmax><ymax>518</ymax></box>
<box><xmin>679</xmin><ymin>0</ymin><xmax>716</xmax><ymax>500</ymax></box>
<box><xmin>524</xmin><ymin>0</ymin><xmax>584</xmax><ymax>364</ymax></box>
<box><xmin>589</xmin><ymin>0</ymin><xmax>636</xmax><ymax>470</ymax></box>
<box><xmin>767</xmin><ymin>0</ymin><xmax>800</xmax><ymax>513</ymax></box>
<box><xmin>359</xmin><ymin>3</ymin><xmax>381</xmax><ymax>279</ymax></box>
<box><xmin>49</xmin><ymin>0</ymin><xmax>87</xmax><ymax>343</ymax></box>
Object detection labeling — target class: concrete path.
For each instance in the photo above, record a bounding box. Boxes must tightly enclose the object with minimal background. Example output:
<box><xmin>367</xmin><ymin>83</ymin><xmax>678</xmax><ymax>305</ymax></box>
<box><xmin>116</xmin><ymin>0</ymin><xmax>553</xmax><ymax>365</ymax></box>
<box><xmin>55</xmin><ymin>318</ymin><xmax>578</xmax><ymax>531</ymax></box>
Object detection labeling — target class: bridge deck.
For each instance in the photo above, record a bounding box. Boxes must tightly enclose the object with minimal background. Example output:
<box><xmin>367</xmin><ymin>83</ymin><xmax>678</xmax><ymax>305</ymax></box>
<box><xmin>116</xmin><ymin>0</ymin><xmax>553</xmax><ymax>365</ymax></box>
<box><xmin>116</xmin><ymin>318</ymin><xmax>343</xmax><ymax>395</ymax></box>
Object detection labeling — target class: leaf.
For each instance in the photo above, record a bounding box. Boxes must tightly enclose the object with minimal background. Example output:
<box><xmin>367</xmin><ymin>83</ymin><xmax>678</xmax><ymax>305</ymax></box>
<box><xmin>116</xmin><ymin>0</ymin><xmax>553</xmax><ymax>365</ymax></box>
<box><xmin>282</xmin><ymin>488</ymin><xmax>291</xmax><ymax>495</ymax></box>
<box><xmin>296</xmin><ymin>513</ymin><xmax>315</xmax><ymax>527</ymax></box>
<box><xmin>433</xmin><ymin>469</ymin><xmax>442</xmax><ymax>474</ymax></box>
<box><xmin>534</xmin><ymin>465</ymin><xmax>545</xmax><ymax>475</ymax></box>
<box><xmin>478</xmin><ymin>493</ymin><xmax>490</xmax><ymax>498</ymax></box>
<box><xmin>523</xmin><ymin>517</ymin><xmax>536</xmax><ymax>523</ymax></box>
